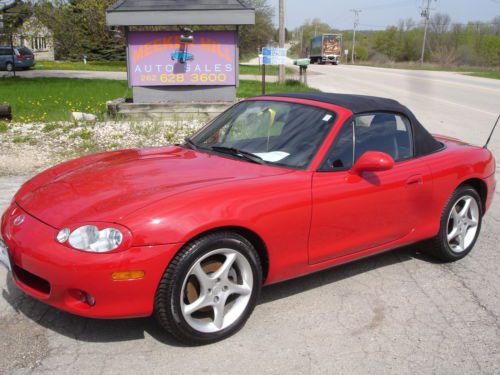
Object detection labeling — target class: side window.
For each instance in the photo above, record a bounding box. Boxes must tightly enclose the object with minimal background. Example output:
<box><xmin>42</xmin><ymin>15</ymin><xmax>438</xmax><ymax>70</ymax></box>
<box><xmin>320</xmin><ymin>112</ymin><xmax>413</xmax><ymax>172</ymax></box>
<box><xmin>354</xmin><ymin>113</ymin><xmax>413</xmax><ymax>162</ymax></box>
<box><xmin>320</xmin><ymin>121</ymin><xmax>354</xmax><ymax>171</ymax></box>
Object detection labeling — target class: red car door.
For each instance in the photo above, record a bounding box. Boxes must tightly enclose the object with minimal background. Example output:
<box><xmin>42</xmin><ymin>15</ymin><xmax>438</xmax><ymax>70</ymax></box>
<box><xmin>308</xmin><ymin>112</ymin><xmax>432</xmax><ymax>264</ymax></box>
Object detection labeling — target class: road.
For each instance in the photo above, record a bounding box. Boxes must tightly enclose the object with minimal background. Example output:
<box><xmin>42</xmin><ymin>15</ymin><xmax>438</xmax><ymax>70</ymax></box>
<box><xmin>1</xmin><ymin>66</ymin><xmax>500</xmax><ymax>374</ymax></box>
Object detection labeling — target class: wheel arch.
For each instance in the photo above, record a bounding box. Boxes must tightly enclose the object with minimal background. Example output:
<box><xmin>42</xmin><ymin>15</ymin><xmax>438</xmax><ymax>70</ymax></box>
<box><xmin>457</xmin><ymin>178</ymin><xmax>488</xmax><ymax>214</ymax></box>
<box><xmin>183</xmin><ymin>226</ymin><xmax>270</xmax><ymax>282</ymax></box>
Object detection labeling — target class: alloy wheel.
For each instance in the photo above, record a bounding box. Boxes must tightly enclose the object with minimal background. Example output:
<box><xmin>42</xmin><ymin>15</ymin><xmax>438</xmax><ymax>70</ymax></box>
<box><xmin>180</xmin><ymin>248</ymin><xmax>254</xmax><ymax>333</ymax></box>
<box><xmin>446</xmin><ymin>195</ymin><xmax>479</xmax><ymax>253</ymax></box>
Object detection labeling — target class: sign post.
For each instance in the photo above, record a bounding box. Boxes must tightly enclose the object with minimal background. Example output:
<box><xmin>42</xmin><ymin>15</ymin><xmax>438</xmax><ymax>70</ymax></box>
<box><xmin>261</xmin><ymin>47</ymin><xmax>287</xmax><ymax>94</ymax></box>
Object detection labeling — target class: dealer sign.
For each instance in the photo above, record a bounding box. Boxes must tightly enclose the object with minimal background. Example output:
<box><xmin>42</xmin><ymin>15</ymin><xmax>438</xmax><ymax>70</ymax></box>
<box><xmin>128</xmin><ymin>31</ymin><xmax>236</xmax><ymax>87</ymax></box>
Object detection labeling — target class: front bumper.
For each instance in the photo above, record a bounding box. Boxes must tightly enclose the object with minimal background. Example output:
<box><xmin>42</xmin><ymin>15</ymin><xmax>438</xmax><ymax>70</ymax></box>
<box><xmin>1</xmin><ymin>202</ymin><xmax>181</xmax><ymax>319</ymax></box>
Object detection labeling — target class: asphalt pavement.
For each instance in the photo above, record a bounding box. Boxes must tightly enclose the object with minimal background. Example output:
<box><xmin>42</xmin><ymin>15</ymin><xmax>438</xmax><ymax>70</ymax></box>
<box><xmin>0</xmin><ymin>65</ymin><xmax>499</xmax><ymax>374</ymax></box>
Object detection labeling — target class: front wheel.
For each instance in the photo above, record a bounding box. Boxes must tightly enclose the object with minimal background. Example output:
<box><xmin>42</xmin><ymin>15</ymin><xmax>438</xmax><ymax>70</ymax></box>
<box><xmin>5</xmin><ymin>62</ymin><xmax>14</xmax><ymax>72</ymax></box>
<box><xmin>423</xmin><ymin>185</ymin><xmax>483</xmax><ymax>262</ymax></box>
<box><xmin>154</xmin><ymin>232</ymin><xmax>263</xmax><ymax>345</ymax></box>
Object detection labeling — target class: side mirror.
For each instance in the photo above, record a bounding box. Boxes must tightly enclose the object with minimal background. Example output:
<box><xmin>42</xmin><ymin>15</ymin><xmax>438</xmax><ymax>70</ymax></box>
<box><xmin>351</xmin><ymin>151</ymin><xmax>394</xmax><ymax>174</ymax></box>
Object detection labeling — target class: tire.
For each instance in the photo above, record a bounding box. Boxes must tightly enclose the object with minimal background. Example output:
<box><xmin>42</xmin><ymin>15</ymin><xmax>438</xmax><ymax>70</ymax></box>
<box><xmin>5</xmin><ymin>62</ymin><xmax>13</xmax><ymax>72</ymax></box>
<box><xmin>154</xmin><ymin>232</ymin><xmax>263</xmax><ymax>345</ymax></box>
<box><xmin>423</xmin><ymin>185</ymin><xmax>483</xmax><ymax>262</ymax></box>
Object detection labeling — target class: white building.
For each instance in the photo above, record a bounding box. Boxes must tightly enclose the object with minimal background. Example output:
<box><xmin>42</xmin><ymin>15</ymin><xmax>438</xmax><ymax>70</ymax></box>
<box><xmin>14</xmin><ymin>16</ymin><xmax>54</xmax><ymax>61</ymax></box>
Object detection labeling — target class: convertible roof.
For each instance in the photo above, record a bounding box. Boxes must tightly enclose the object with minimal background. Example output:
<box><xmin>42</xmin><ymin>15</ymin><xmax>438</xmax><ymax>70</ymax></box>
<box><xmin>268</xmin><ymin>92</ymin><xmax>410</xmax><ymax>115</ymax></box>
<box><xmin>265</xmin><ymin>92</ymin><xmax>443</xmax><ymax>157</ymax></box>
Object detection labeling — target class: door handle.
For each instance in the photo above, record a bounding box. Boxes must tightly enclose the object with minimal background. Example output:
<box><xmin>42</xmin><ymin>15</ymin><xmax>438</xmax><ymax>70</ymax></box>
<box><xmin>406</xmin><ymin>175</ymin><xmax>423</xmax><ymax>186</ymax></box>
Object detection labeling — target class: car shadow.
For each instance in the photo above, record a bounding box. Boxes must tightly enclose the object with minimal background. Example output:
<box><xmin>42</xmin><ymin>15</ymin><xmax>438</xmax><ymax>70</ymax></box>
<box><xmin>2</xmin><ymin>244</ymin><xmax>436</xmax><ymax>347</ymax></box>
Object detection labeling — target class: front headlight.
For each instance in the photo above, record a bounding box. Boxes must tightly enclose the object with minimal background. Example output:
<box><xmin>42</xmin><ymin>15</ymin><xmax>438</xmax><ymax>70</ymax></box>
<box><xmin>57</xmin><ymin>225</ymin><xmax>123</xmax><ymax>253</ymax></box>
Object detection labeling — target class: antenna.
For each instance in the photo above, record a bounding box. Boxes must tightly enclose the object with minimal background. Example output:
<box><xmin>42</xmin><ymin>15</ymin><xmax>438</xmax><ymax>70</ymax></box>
<box><xmin>484</xmin><ymin>114</ymin><xmax>500</xmax><ymax>149</ymax></box>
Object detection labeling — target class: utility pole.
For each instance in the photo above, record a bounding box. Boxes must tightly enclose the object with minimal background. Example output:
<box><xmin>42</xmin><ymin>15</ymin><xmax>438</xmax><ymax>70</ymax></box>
<box><xmin>278</xmin><ymin>0</ymin><xmax>285</xmax><ymax>84</ymax></box>
<box><xmin>350</xmin><ymin>9</ymin><xmax>361</xmax><ymax>64</ymax></box>
<box><xmin>419</xmin><ymin>0</ymin><xmax>436</xmax><ymax>64</ymax></box>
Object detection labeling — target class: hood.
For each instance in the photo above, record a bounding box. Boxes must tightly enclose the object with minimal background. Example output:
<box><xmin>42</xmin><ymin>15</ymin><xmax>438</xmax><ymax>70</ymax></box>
<box><xmin>17</xmin><ymin>146</ymin><xmax>290</xmax><ymax>228</ymax></box>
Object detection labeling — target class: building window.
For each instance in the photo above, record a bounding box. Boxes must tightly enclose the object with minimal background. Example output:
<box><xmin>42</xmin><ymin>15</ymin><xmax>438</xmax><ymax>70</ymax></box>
<box><xmin>31</xmin><ymin>37</ymin><xmax>47</xmax><ymax>50</ymax></box>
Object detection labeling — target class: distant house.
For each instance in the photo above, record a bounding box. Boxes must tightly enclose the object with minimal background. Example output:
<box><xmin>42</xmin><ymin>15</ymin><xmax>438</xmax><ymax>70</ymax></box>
<box><xmin>14</xmin><ymin>16</ymin><xmax>54</xmax><ymax>60</ymax></box>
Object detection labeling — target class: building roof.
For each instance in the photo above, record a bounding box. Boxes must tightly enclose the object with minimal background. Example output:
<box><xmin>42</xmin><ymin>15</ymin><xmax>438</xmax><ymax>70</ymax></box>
<box><xmin>264</xmin><ymin>92</ymin><xmax>443</xmax><ymax>157</ymax></box>
<box><xmin>107</xmin><ymin>0</ymin><xmax>255</xmax><ymax>26</ymax></box>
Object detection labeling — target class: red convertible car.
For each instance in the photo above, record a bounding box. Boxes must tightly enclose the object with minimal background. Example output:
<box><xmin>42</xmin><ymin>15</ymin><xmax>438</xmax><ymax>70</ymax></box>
<box><xmin>1</xmin><ymin>93</ymin><xmax>496</xmax><ymax>344</ymax></box>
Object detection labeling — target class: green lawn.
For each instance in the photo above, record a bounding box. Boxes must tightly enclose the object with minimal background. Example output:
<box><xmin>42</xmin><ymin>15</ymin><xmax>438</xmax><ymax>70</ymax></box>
<box><xmin>239</xmin><ymin>64</ymin><xmax>297</xmax><ymax>76</ymax></box>
<box><xmin>0</xmin><ymin>78</ymin><xmax>130</xmax><ymax>122</ymax></box>
<box><xmin>466</xmin><ymin>71</ymin><xmax>500</xmax><ymax>80</ymax></box>
<box><xmin>237</xmin><ymin>79</ymin><xmax>319</xmax><ymax>97</ymax></box>
<box><xmin>35</xmin><ymin>60</ymin><xmax>127</xmax><ymax>72</ymax></box>
<box><xmin>0</xmin><ymin>77</ymin><xmax>317</xmax><ymax>122</ymax></box>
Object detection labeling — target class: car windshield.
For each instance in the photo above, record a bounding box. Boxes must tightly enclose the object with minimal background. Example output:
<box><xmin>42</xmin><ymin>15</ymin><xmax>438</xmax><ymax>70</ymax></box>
<box><xmin>190</xmin><ymin>100</ymin><xmax>336</xmax><ymax>169</ymax></box>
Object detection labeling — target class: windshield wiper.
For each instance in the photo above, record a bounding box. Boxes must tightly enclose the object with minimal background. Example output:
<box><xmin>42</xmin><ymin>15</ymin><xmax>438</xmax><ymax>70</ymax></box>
<box><xmin>210</xmin><ymin>146</ymin><xmax>266</xmax><ymax>165</ymax></box>
<box><xmin>184</xmin><ymin>137</ymin><xmax>199</xmax><ymax>150</ymax></box>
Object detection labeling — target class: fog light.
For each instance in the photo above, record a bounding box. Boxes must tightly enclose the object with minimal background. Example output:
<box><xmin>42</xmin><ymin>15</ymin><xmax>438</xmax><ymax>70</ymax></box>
<box><xmin>112</xmin><ymin>270</ymin><xmax>145</xmax><ymax>280</ymax></box>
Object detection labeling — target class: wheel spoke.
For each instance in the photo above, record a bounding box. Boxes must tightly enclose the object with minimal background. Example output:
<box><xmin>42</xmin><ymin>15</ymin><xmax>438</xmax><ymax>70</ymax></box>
<box><xmin>212</xmin><ymin>295</ymin><xmax>229</xmax><ymax>329</ymax></box>
<box><xmin>458</xmin><ymin>198</ymin><xmax>472</xmax><ymax>218</ymax></box>
<box><xmin>191</xmin><ymin>263</ymin><xmax>213</xmax><ymax>289</ymax></box>
<box><xmin>228</xmin><ymin>281</ymin><xmax>251</xmax><ymax>296</ymax></box>
<box><xmin>465</xmin><ymin>217</ymin><xmax>478</xmax><ymax>228</ymax></box>
<box><xmin>451</xmin><ymin>207</ymin><xmax>461</xmax><ymax>223</ymax></box>
<box><xmin>458</xmin><ymin>233</ymin><xmax>466</xmax><ymax>251</ymax></box>
<box><xmin>183</xmin><ymin>294</ymin><xmax>212</xmax><ymax>316</ymax></box>
<box><xmin>212</xmin><ymin>253</ymin><xmax>237</xmax><ymax>281</ymax></box>
<box><xmin>447</xmin><ymin>226</ymin><xmax>459</xmax><ymax>241</ymax></box>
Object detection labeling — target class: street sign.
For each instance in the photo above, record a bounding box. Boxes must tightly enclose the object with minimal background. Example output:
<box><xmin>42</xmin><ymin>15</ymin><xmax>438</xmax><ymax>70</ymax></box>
<box><xmin>262</xmin><ymin>47</ymin><xmax>287</xmax><ymax>65</ymax></box>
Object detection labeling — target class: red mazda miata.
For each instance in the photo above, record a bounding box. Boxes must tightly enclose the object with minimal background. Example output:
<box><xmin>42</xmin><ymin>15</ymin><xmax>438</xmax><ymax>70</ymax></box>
<box><xmin>1</xmin><ymin>93</ymin><xmax>496</xmax><ymax>344</ymax></box>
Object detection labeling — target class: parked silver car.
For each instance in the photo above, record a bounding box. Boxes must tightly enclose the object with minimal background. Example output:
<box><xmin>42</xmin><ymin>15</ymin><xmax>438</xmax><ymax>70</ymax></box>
<box><xmin>0</xmin><ymin>46</ymin><xmax>35</xmax><ymax>71</ymax></box>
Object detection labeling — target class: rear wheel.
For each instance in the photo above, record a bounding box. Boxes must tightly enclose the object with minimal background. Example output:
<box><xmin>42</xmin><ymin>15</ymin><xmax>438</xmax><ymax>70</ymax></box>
<box><xmin>154</xmin><ymin>232</ymin><xmax>262</xmax><ymax>345</ymax></box>
<box><xmin>5</xmin><ymin>62</ymin><xmax>13</xmax><ymax>72</ymax></box>
<box><xmin>424</xmin><ymin>185</ymin><xmax>482</xmax><ymax>262</ymax></box>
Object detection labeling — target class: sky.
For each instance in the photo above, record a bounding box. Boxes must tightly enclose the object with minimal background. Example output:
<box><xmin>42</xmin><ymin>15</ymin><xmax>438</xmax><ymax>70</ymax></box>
<box><xmin>267</xmin><ymin>0</ymin><xmax>500</xmax><ymax>30</ymax></box>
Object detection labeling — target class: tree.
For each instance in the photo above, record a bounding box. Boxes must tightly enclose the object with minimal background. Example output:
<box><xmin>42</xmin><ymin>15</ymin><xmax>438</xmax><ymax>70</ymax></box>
<box><xmin>34</xmin><ymin>0</ymin><xmax>125</xmax><ymax>60</ymax></box>
<box><xmin>0</xmin><ymin>0</ymin><xmax>32</xmax><ymax>45</ymax></box>
<box><xmin>290</xmin><ymin>18</ymin><xmax>336</xmax><ymax>58</ymax></box>
<box><xmin>239</xmin><ymin>0</ymin><xmax>275</xmax><ymax>59</ymax></box>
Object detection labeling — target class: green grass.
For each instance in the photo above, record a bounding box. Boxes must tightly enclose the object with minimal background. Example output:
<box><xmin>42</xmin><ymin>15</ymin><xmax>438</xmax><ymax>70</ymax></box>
<box><xmin>237</xmin><ymin>79</ymin><xmax>319</xmax><ymax>97</ymax></box>
<box><xmin>0</xmin><ymin>77</ymin><xmax>130</xmax><ymax>122</ymax></box>
<box><xmin>0</xmin><ymin>122</ymin><xmax>8</xmax><ymax>133</ymax></box>
<box><xmin>239</xmin><ymin>64</ymin><xmax>296</xmax><ymax>76</ymax></box>
<box><xmin>466</xmin><ymin>71</ymin><xmax>500</xmax><ymax>80</ymax></box>
<box><xmin>0</xmin><ymin>77</ymin><xmax>316</xmax><ymax>122</ymax></box>
<box><xmin>35</xmin><ymin>60</ymin><xmax>127</xmax><ymax>72</ymax></box>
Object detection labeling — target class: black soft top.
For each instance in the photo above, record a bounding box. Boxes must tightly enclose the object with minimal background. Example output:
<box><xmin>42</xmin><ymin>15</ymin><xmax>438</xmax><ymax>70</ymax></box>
<box><xmin>266</xmin><ymin>92</ymin><xmax>443</xmax><ymax>157</ymax></box>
